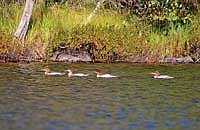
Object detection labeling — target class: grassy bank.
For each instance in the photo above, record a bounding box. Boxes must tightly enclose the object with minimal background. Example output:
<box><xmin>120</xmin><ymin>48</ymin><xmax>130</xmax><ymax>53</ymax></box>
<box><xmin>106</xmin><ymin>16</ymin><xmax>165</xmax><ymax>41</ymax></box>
<box><xmin>1</xmin><ymin>3</ymin><xmax>200</xmax><ymax>62</ymax></box>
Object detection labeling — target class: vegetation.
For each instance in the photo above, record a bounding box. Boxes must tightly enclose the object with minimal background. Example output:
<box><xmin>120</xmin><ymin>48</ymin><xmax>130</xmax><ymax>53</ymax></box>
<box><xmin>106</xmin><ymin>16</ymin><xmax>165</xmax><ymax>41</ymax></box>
<box><xmin>0</xmin><ymin>0</ymin><xmax>200</xmax><ymax>62</ymax></box>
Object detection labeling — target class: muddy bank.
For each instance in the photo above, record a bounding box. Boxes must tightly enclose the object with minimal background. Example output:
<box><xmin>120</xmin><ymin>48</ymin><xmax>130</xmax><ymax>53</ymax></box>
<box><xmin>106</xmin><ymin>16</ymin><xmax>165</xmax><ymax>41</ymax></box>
<box><xmin>0</xmin><ymin>51</ymin><xmax>197</xmax><ymax>64</ymax></box>
<box><xmin>0</xmin><ymin>54</ymin><xmax>43</xmax><ymax>63</ymax></box>
<box><xmin>1</xmin><ymin>43</ymin><xmax>200</xmax><ymax>64</ymax></box>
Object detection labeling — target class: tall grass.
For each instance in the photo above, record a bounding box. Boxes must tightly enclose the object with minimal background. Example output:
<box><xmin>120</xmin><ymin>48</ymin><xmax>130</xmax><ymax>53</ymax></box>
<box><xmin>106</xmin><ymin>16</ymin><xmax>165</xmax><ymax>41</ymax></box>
<box><xmin>0</xmin><ymin>3</ymin><xmax>200</xmax><ymax>62</ymax></box>
<box><xmin>0</xmin><ymin>4</ymin><xmax>22</xmax><ymax>34</ymax></box>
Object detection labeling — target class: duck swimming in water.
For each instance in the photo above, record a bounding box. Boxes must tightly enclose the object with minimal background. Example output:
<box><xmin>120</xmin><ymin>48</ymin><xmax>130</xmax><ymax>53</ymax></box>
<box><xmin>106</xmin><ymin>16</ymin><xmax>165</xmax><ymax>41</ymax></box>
<box><xmin>95</xmin><ymin>70</ymin><xmax>117</xmax><ymax>78</ymax></box>
<box><xmin>67</xmin><ymin>69</ymin><xmax>89</xmax><ymax>77</ymax></box>
<box><xmin>42</xmin><ymin>68</ymin><xmax>65</xmax><ymax>76</ymax></box>
<box><xmin>150</xmin><ymin>70</ymin><xmax>174</xmax><ymax>79</ymax></box>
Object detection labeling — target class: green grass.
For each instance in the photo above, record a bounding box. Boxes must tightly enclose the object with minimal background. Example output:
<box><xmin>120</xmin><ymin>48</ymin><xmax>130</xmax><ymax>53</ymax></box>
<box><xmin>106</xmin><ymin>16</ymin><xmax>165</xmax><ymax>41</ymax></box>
<box><xmin>0</xmin><ymin>3</ymin><xmax>200</xmax><ymax>62</ymax></box>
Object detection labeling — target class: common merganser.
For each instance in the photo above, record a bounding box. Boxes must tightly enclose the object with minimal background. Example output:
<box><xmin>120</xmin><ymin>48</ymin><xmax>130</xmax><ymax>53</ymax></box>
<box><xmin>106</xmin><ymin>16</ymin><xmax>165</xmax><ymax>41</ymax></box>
<box><xmin>42</xmin><ymin>68</ymin><xmax>65</xmax><ymax>76</ymax></box>
<box><xmin>95</xmin><ymin>70</ymin><xmax>117</xmax><ymax>78</ymax></box>
<box><xmin>67</xmin><ymin>69</ymin><xmax>89</xmax><ymax>77</ymax></box>
<box><xmin>150</xmin><ymin>71</ymin><xmax>174</xmax><ymax>79</ymax></box>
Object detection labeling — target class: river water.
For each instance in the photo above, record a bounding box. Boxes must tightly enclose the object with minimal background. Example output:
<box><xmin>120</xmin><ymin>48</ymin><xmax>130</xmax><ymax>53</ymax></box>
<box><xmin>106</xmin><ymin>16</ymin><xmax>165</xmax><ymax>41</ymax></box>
<box><xmin>0</xmin><ymin>63</ymin><xmax>200</xmax><ymax>130</ymax></box>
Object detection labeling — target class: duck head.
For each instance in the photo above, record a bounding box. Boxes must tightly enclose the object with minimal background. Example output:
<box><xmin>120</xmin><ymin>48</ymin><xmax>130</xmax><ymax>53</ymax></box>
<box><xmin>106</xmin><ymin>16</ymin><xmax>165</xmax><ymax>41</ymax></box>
<box><xmin>67</xmin><ymin>69</ymin><xmax>72</xmax><ymax>73</ymax></box>
<box><xmin>95</xmin><ymin>70</ymin><xmax>102</xmax><ymax>75</ymax></box>
<box><xmin>67</xmin><ymin>69</ymin><xmax>73</xmax><ymax>76</ymax></box>
<box><xmin>150</xmin><ymin>70</ymin><xmax>160</xmax><ymax>76</ymax></box>
<box><xmin>41</xmin><ymin>68</ymin><xmax>50</xmax><ymax>75</ymax></box>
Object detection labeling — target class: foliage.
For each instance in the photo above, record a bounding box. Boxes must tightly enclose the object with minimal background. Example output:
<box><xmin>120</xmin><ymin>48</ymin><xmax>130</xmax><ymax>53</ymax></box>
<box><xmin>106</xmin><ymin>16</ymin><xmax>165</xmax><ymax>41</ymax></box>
<box><xmin>0</xmin><ymin>29</ymin><xmax>22</xmax><ymax>60</ymax></box>
<box><xmin>48</xmin><ymin>24</ymin><xmax>145</xmax><ymax>61</ymax></box>
<box><xmin>0</xmin><ymin>1</ymin><xmax>200</xmax><ymax>62</ymax></box>
<box><xmin>130</xmin><ymin>0</ymin><xmax>196</xmax><ymax>31</ymax></box>
<box><xmin>184</xmin><ymin>14</ymin><xmax>200</xmax><ymax>61</ymax></box>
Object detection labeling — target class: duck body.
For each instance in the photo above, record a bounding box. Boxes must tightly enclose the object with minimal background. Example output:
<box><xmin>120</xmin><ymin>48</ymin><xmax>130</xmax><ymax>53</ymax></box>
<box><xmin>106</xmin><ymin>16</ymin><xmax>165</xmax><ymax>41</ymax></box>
<box><xmin>97</xmin><ymin>74</ymin><xmax>117</xmax><ymax>78</ymax></box>
<box><xmin>45</xmin><ymin>72</ymin><xmax>65</xmax><ymax>76</ymax></box>
<box><xmin>153</xmin><ymin>75</ymin><xmax>174</xmax><ymax>79</ymax></box>
<box><xmin>151</xmin><ymin>71</ymin><xmax>174</xmax><ymax>79</ymax></box>
<box><xmin>95</xmin><ymin>70</ymin><xmax>117</xmax><ymax>78</ymax></box>
<box><xmin>68</xmin><ymin>73</ymin><xmax>89</xmax><ymax>77</ymax></box>
<box><xmin>67</xmin><ymin>69</ymin><xmax>89</xmax><ymax>77</ymax></box>
<box><xmin>42</xmin><ymin>68</ymin><xmax>65</xmax><ymax>76</ymax></box>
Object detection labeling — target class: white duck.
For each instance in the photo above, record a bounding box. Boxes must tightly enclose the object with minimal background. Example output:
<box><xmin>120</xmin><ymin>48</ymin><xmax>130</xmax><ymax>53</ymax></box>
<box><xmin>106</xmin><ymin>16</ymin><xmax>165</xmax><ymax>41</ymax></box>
<box><xmin>95</xmin><ymin>70</ymin><xmax>117</xmax><ymax>78</ymax></box>
<box><xmin>67</xmin><ymin>69</ymin><xmax>89</xmax><ymax>77</ymax></box>
<box><xmin>42</xmin><ymin>68</ymin><xmax>65</xmax><ymax>76</ymax></box>
<box><xmin>150</xmin><ymin>71</ymin><xmax>174</xmax><ymax>79</ymax></box>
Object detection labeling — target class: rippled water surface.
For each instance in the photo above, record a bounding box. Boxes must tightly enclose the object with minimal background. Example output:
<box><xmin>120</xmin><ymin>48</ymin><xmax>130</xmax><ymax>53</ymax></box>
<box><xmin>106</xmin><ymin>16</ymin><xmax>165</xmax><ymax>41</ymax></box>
<box><xmin>0</xmin><ymin>63</ymin><xmax>200</xmax><ymax>130</ymax></box>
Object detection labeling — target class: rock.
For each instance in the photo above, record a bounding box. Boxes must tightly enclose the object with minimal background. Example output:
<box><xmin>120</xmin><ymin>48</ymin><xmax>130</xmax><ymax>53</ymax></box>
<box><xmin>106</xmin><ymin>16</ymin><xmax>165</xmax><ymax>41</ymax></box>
<box><xmin>176</xmin><ymin>56</ymin><xmax>194</xmax><ymax>63</ymax></box>
<box><xmin>159</xmin><ymin>56</ymin><xmax>194</xmax><ymax>64</ymax></box>
<box><xmin>125</xmin><ymin>56</ymin><xmax>148</xmax><ymax>63</ymax></box>
<box><xmin>7</xmin><ymin>57</ymin><xmax>19</xmax><ymax>62</ymax></box>
<box><xmin>159</xmin><ymin>57</ymin><xmax>177</xmax><ymax>63</ymax></box>
<box><xmin>0</xmin><ymin>54</ymin><xmax>6</xmax><ymax>63</ymax></box>
<box><xmin>50</xmin><ymin>51</ymin><xmax>62</xmax><ymax>61</ymax></box>
<box><xmin>50</xmin><ymin>48</ymin><xmax>93</xmax><ymax>62</ymax></box>
<box><xmin>194</xmin><ymin>50</ymin><xmax>200</xmax><ymax>63</ymax></box>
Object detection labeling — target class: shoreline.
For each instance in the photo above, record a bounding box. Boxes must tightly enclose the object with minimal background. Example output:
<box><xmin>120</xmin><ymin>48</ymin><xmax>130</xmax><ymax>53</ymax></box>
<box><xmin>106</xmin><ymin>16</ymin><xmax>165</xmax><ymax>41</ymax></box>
<box><xmin>1</xmin><ymin>3</ymin><xmax>200</xmax><ymax>66</ymax></box>
<box><xmin>0</xmin><ymin>55</ymin><xmax>196</xmax><ymax>64</ymax></box>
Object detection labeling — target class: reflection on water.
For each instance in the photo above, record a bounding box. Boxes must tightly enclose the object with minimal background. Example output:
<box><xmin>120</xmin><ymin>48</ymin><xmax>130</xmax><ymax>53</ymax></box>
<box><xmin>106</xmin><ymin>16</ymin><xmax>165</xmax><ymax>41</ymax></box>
<box><xmin>0</xmin><ymin>63</ymin><xmax>200</xmax><ymax>130</ymax></box>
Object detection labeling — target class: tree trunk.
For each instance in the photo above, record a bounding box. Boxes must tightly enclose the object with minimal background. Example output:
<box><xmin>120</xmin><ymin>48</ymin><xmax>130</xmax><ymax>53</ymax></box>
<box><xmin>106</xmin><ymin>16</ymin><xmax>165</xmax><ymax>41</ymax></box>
<box><xmin>14</xmin><ymin>0</ymin><xmax>35</xmax><ymax>42</ymax></box>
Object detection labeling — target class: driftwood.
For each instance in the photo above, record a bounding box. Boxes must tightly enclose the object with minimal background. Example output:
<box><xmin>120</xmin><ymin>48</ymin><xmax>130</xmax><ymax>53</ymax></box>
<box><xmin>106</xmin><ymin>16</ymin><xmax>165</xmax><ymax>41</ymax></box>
<box><xmin>14</xmin><ymin>0</ymin><xmax>35</xmax><ymax>42</ymax></box>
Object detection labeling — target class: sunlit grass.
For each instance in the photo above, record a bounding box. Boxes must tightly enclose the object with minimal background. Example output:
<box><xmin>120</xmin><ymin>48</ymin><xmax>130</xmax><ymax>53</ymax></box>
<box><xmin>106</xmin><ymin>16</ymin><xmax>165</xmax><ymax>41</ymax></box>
<box><xmin>0</xmin><ymin>4</ymin><xmax>22</xmax><ymax>34</ymax></box>
<box><xmin>0</xmin><ymin>3</ymin><xmax>200</xmax><ymax>61</ymax></box>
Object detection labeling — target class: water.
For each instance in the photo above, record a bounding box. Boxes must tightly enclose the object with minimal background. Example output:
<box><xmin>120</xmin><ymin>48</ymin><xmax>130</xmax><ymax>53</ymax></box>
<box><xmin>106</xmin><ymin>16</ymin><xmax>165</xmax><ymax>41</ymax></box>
<box><xmin>0</xmin><ymin>63</ymin><xmax>200</xmax><ymax>130</ymax></box>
